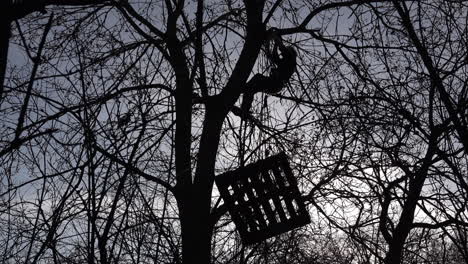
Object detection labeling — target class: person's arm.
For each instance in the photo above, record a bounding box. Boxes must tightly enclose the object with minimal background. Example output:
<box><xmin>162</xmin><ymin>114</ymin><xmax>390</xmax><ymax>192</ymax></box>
<box><xmin>273</xmin><ymin>35</ymin><xmax>288</xmax><ymax>55</ymax></box>
<box><xmin>271</xmin><ymin>42</ymin><xmax>281</xmax><ymax>64</ymax></box>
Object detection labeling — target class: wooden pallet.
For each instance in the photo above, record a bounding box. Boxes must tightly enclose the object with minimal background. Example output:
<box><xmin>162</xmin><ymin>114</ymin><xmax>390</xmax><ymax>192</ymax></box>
<box><xmin>216</xmin><ymin>152</ymin><xmax>310</xmax><ymax>245</ymax></box>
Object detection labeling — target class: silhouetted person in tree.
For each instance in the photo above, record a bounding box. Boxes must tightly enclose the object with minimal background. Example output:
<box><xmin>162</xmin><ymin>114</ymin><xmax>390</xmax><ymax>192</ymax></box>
<box><xmin>241</xmin><ymin>30</ymin><xmax>297</xmax><ymax>113</ymax></box>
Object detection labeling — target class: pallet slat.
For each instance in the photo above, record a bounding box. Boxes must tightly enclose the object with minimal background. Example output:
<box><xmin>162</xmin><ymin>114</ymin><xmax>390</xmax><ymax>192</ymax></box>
<box><xmin>215</xmin><ymin>152</ymin><xmax>311</xmax><ymax>245</ymax></box>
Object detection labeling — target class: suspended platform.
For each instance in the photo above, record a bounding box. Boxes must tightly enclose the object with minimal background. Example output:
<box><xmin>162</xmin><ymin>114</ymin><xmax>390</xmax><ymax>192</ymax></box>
<box><xmin>216</xmin><ymin>152</ymin><xmax>310</xmax><ymax>245</ymax></box>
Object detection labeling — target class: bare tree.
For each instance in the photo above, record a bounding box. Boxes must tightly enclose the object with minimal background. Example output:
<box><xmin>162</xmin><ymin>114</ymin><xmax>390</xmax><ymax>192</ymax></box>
<box><xmin>1</xmin><ymin>1</ymin><xmax>467</xmax><ymax>264</ymax></box>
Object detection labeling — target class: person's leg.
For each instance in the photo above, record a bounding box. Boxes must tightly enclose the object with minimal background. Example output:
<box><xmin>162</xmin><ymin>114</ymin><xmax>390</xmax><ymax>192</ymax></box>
<box><xmin>264</xmin><ymin>70</ymin><xmax>284</xmax><ymax>94</ymax></box>
<box><xmin>240</xmin><ymin>92</ymin><xmax>254</xmax><ymax>113</ymax></box>
<box><xmin>241</xmin><ymin>74</ymin><xmax>269</xmax><ymax>113</ymax></box>
<box><xmin>245</xmin><ymin>74</ymin><xmax>268</xmax><ymax>92</ymax></box>
<box><xmin>265</xmin><ymin>81</ymin><xmax>284</xmax><ymax>94</ymax></box>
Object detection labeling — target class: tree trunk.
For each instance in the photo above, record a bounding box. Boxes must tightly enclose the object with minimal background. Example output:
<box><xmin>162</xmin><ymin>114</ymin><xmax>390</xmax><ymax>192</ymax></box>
<box><xmin>383</xmin><ymin>136</ymin><xmax>437</xmax><ymax>264</ymax></box>
<box><xmin>175</xmin><ymin>3</ymin><xmax>264</xmax><ymax>262</ymax></box>
<box><xmin>179</xmin><ymin>107</ymin><xmax>225</xmax><ymax>264</ymax></box>
<box><xmin>179</xmin><ymin>192</ymin><xmax>213</xmax><ymax>264</ymax></box>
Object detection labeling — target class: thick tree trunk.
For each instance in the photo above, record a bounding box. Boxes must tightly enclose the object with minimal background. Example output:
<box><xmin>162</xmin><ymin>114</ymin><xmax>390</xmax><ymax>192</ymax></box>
<box><xmin>180</xmin><ymin>108</ymin><xmax>225</xmax><ymax>264</ymax></box>
<box><xmin>179</xmin><ymin>192</ymin><xmax>213</xmax><ymax>264</ymax></box>
<box><xmin>383</xmin><ymin>186</ymin><xmax>422</xmax><ymax>264</ymax></box>
<box><xmin>383</xmin><ymin>136</ymin><xmax>437</xmax><ymax>264</ymax></box>
<box><xmin>175</xmin><ymin>2</ymin><xmax>264</xmax><ymax>263</ymax></box>
<box><xmin>383</xmin><ymin>170</ymin><xmax>429</xmax><ymax>264</ymax></box>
